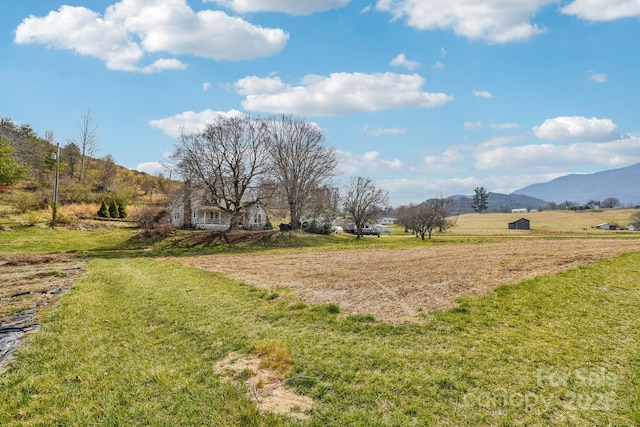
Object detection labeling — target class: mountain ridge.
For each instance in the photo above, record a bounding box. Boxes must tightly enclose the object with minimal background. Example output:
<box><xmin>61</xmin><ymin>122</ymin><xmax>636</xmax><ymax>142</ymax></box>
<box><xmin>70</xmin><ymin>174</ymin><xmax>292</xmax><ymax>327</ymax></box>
<box><xmin>512</xmin><ymin>163</ymin><xmax>640</xmax><ymax>205</ymax></box>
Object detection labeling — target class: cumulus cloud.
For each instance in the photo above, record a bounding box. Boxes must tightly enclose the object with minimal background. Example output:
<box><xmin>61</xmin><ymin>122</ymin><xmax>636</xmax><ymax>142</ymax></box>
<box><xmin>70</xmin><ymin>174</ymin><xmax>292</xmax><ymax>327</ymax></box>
<box><xmin>390</xmin><ymin>53</ymin><xmax>419</xmax><ymax>70</ymax></box>
<box><xmin>472</xmin><ymin>90</ymin><xmax>495</xmax><ymax>99</ymax></box>
<box><xmin>234</xmin><ymin>72</ymin><xmax>453</xmax><ymax>116</ymax></box>
<box><xmin>203</xmin><ymin>82</ymin><xmax>212</xmax><ymax>91</ymax></box>
<box><xmin>363</xmin><ymin>125</ymin><xmax>407</xmax><ymax>136</ymax></box>
<box><xmin>532</xmin><ymin>116</ymin><xmax>617</xmax><ymax>141</ymax></box>
<box><xmin>474</xmin><ymin>134</ymin><xmax>640</xmax><ymax>170</ymax></box>
<box><xmin>337</xmin><ymin>150</ymin><xmax>403</xmax><ymax>175</ymax></box>
<box><xmin>561</xmin><ymin>0</ymin><xmax>640</xmax><ymax>21</ymax></box>
<box><xmin>375</xmin><ymin>0</ymin><xmax>553</xmax><ymax>43</ymax></box>
<box><xmin>14</xmin><ymin>0</ymin><xmax>288</xmax><ymax>72</ymax></box>
<box><xmin>207</xmin><ymin>0</ymin><xmax>351</xmax><ymax>15</ymax></box>
<box><xmin>149</xmin><ymin>109</ymin><xmax>245</xmax><ymax>138</ymax></box>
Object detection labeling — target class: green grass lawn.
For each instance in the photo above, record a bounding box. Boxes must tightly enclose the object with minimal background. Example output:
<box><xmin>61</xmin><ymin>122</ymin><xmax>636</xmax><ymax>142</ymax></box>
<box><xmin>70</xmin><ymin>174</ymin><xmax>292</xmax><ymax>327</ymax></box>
<box><xmin>1</xmin><ymin>252</ymin><xmax>639</xmax><ymax>426</ymax></box>
<box><xmin>0</xmin><ymin>222</ymin><xmax>139</xmax><ymax>254</ymax></box>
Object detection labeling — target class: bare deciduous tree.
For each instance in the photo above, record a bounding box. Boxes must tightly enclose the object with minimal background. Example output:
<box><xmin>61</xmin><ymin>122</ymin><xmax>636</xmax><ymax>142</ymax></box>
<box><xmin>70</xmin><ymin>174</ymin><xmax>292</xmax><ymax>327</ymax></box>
<box><xmin>396</xmin><ymin>197</ymin><xmax>454</xmax><ymax>240</ymax></box>
<box><xmin>600</xmin><ymin>197</ymin><xmax>620</xmax><ymax>209</ymax></box>
<box><xmin>170</xmin><ymin>115</ymin><xmax>270</xmax><ymax>230</ymax></box>
<box><xmin>73</xmin><ymin>109</ymin><xmax>99</xmax><ymax>183</ymax></box>
<box><xmin>266</xmin><ymin>115</ymin><xmax>337</xmax><ymax>228</ymax></box>
<box><xmin>342</xmin><ymin>176</ymin><xmax>389</xmax><ymax>239</ymax></box>
<box><xmin>415</xmin><ymin>197</ymin><xmax>455</xmax><ymax>240</ymax></box>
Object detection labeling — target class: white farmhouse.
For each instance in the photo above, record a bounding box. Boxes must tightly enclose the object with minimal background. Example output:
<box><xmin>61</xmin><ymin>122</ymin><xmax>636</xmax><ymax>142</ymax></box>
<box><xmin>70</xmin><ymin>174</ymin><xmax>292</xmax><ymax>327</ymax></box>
<box><xmin>168</xmin><ymin>183</ymin><xmax>269</xmax><ymax>231</ymax></box>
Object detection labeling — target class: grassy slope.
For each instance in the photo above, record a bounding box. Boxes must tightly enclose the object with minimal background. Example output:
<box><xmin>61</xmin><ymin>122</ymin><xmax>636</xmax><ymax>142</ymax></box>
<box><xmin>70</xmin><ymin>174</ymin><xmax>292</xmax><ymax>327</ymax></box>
<box><xmin>1</xmin><ymin>254</ymin><xmax>639</xmax><ymax>426</ymax></box>
<box><xmin>1</xmin><ymin>211</ymin><xmax>639</xmax><ymax>425</ymax></box>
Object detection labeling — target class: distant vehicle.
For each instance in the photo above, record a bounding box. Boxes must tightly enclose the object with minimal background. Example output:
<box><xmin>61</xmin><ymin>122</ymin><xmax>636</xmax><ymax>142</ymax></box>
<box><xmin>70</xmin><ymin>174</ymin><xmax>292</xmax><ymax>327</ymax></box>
<box><xmin>344</xmin><ymin>223</ymin><xmax>381</xmax><ymax>237</ymax></box>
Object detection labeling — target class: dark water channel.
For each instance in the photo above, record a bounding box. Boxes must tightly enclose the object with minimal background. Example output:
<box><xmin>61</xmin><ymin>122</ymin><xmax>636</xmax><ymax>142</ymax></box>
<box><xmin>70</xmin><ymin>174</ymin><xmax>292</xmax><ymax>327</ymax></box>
<box><xmin>0</xmin><ymin>308</ymin><xmax>40</xmax><ymax>371</ymax></box>
<box><xmin>0</xmin><ymin>287</ymin><xmax>67</xmax><ymax>372</ymax></box>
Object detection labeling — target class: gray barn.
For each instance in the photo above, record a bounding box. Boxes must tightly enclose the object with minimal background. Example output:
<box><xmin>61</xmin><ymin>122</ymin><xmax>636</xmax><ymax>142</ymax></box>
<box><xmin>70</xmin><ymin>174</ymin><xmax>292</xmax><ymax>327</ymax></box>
<box><xmin>508</xmin><ymin>218</ymin><xmax>530</xmax><ymax>230</ymax></box>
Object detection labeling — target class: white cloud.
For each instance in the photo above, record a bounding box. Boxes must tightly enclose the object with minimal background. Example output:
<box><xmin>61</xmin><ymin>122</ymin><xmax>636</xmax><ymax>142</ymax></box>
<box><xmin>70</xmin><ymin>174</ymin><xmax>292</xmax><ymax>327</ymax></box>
<box><xmin>390</xmin><ymin>53</ymin><xmax>419</xmax><ymax>70</ymax></box>
<box><xmin>361</xmin><ymin>4</ymin><xmax>373</xmax><ymax>13</ymax></box>
<box><xmin>474</xmin><ymin>134</ymin><xmax>640</xmax><ymax>170</ymax></box>
<box><xmin>489</xmin><ymin>122</ymin><xmax>519</xmax><ymax>130</ymax></box>
<box><xmin>381</xmin><ymin>171</ymin><xmax>573</xmax><ymax>205</ymax></box>
<box><xmin>375</xmin><ymin>0</ymin><xmax>553</xmax><ymax>43</ymax></box>
<box><xmin>432</xmin><ymin>61</ymin><xmax>445</xmax><ymax>70</ymax></box>
<box><xmin>234</xmin><ymin>72</ymin><xmax>453</xmax><ymax>116</ymax></box>
<box><xmin>203</xmin><ymin>82</ymin><xmax>212</xmax><ymax>91</ymax></box>
<box><xmin>416</xmin><ymin>149</ymin><xmax>464</xmax><ymax>172</ymax></box>
<box><xmin>561</xmin><ymin>0</ymin><xmax>640</xmax><ymax>21</ymax></box>
<box><xmin>206</xmin><ymin>0</ymin><xmax>351</xmax><ymax>15</ymax></box>
<box><xmin>149</xmin><ymin>109</ymin><xmax>245</xmax><ymax>138</ymax></box>
<box><xmin>463</xmin><ymin>121</ymin><xmax>482</xmax><ymax>130</ymax></box>
<box><xmin>380</xmin><ymin>176</ymin><xmax>482</xmax><ymax>204</ymax></box>
<box><xmin>363</xmin><ymin>125</ymin><xmax>407</xmax><ymax>136</ymax></box>
<box><xmin>15</xmin><ymin>5</ymin><xmax>145</xmax><ymax>72</ymax></box>
<box><xmin>587</xmin><ymin>71</ymin><xmax>607</xmax><ymax>83</ymax></box>
<box><xmin>140</xmin><ymin>58</ymin><xmax>187</xmax><ymax>73</ymax></box>
<box><xmin>337</xmin><ymin>150</ymin><xmax>403</xmax><ymax>175</ymax></box>
<box><xmin>14</xmin><ymin>0</ymin><xmax>288</xmax><ymax>72</ymax></box>
<box><xmin>472</xmin><ymin>90</ymin><xmax>495</xmax><ymax>99</ymax></box>
<box><xmin>477</xmin><ymin>135</ymin><xmax>524</xmax><ymax>148</ymax></box>
<box><xmin>136</xmin><ymin>161</ymin><xmax>168</xmax><ymax>175</ymax></box>
<box><xmin>532</xmin><ymin>116</ymin><xmax>617</xmax><ymax>141</ymax></box>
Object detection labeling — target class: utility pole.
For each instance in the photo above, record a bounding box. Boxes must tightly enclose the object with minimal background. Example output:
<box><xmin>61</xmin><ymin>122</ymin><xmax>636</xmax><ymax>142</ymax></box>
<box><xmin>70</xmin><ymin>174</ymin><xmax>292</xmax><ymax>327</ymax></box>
<box><xmin>52</xmin><ymin>143</ymin><xmax>60</xmax><ymax>227</ymax></box>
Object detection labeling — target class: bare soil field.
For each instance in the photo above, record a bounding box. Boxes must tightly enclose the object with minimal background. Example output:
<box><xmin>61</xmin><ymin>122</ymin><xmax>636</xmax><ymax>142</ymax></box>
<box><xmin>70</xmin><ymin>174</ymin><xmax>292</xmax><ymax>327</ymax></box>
<box><xmin>172</xmin><ymin>238</ymin><xmax>640</xmax><ymax>324</ymax></box>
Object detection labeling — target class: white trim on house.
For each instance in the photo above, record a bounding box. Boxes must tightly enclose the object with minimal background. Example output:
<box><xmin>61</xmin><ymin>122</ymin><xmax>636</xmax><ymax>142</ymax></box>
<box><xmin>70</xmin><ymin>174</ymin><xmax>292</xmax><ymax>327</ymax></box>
<box><xmin>169</xmin><ymin>187</ymin><xmax>269</xmax><ymax>230</ymax></box>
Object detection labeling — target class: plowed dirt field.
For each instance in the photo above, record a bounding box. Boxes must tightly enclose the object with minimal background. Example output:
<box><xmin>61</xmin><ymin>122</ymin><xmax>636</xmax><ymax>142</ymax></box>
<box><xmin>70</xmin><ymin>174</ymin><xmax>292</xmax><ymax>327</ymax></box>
<box><xmin>171</xmin><ymin>238</ymin><xmax>640</xmax><ymax>323</ymax></box>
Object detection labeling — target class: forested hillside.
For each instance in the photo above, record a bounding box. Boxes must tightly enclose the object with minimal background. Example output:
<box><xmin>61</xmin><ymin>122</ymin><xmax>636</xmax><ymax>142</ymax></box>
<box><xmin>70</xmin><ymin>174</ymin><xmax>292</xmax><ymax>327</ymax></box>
<box><xmin>0</xmin><ymin>116</ymin><xmax>173</xmax><ymax>216</ymax></box>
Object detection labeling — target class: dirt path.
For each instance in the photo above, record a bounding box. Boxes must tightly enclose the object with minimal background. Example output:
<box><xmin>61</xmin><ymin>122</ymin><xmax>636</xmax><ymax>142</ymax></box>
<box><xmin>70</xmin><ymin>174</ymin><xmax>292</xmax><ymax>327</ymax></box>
<box><xmin>170</xmin><ymin>238</ymin><xmax>640</xmax><ymax>324</ymax></box>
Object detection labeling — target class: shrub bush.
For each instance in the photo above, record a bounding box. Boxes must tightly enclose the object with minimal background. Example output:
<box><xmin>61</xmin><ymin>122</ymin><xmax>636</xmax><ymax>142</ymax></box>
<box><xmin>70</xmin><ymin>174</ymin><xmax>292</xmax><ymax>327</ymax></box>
<box><xmin>11</xmin><ymin>191</ymin><xmax>38</xmax><ymax>214</ymax></box>
<box><xmin>117</xmin><ymin>201</ymin><xmax>127</xmax><ymax>218</ymax></box>
<box><xmin>108</xmin><ymin>200</ymin><xmax>119</xmax><ymax>218</ymax></box>
<box><xmin>97</xmin><ymin>201</ymin><xmax>110</xmax><ymax>218</ymax></box>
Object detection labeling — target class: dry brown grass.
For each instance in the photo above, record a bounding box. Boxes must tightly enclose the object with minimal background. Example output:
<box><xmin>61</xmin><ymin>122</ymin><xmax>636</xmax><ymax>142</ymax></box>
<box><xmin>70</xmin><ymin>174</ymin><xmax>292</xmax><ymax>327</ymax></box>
<box><xmin>0</xmin><ymin>254</ymin><xmax>85</xmax><ymax>323</ymax></box>
<box><xmin>172</xmin><ymin>238</ymin><xmax>640</xmax><ymax>324</ymax></box>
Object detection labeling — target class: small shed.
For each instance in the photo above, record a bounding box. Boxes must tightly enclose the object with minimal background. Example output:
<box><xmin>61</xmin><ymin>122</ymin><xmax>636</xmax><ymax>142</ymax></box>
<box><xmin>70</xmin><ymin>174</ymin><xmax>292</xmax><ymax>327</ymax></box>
<box><xmin>508</xmin><ymin>218</ymin><xmax>530</xmax><ymax>230</ymax></box>
<box><xmin>628</xmin><ymin>223</ymin><xmax>640</xmax><ymax>231</ymax></box>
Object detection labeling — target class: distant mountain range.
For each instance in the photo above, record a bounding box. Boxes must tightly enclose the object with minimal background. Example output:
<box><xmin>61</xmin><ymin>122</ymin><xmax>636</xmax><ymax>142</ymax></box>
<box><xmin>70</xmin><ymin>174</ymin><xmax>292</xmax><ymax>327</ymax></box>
<box><xmin>449</xmin><ymin>193</ymin><xmax>547</xmax><ymax>214</ymax></box>
<box><xmin>512</xmin><ymin>163</ymin><xmax>640</xmax><ymax>205</ymax></box>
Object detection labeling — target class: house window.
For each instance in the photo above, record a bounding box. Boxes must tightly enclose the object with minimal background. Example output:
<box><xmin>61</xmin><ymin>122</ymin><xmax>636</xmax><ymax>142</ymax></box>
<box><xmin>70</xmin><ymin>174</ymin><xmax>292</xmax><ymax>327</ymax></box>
<box><xmin>254</xmin><ymin>213</ymin><xmax>262</xmax><ymax>224</ymax></box>
<box><xmin>208</xmin><ymin>211</ymin><xmax>220</xmax><ymax>224</ymax></box>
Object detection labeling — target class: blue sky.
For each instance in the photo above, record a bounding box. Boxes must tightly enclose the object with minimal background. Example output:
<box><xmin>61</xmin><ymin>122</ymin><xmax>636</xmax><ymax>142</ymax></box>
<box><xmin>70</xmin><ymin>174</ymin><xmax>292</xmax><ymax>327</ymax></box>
<box><xmin>1</xmin><ymin>0</ymin><xmax>639</xmax><ymax>205</ymax></box>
